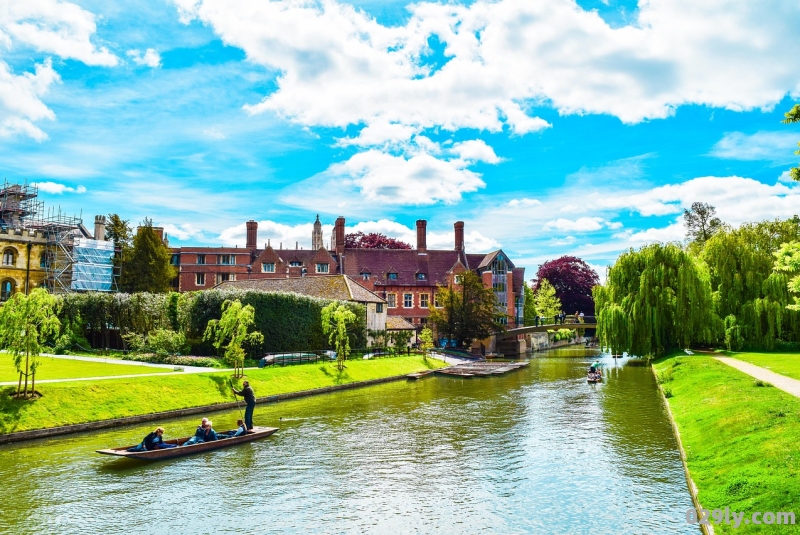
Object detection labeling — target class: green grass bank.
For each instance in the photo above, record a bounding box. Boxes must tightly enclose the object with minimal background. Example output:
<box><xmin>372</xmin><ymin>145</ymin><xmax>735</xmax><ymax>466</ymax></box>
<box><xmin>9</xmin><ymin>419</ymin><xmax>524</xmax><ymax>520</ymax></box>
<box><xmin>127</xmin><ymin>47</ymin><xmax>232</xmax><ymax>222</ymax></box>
<box><xmin>0</xmin><ymin>356</ymin><xmax>445</xmax><ymax>435</ymax></box>
<box><xmin>653</xmin><ymin>355</ymin><xmax>800</xmax><ymax>534</ymax></box>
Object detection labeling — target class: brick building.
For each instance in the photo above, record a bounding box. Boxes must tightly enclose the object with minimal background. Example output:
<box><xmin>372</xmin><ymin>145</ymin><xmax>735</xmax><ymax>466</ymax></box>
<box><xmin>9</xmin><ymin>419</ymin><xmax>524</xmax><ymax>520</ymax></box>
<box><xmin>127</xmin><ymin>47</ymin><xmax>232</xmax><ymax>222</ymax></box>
<box><xmin>170</xmin><ymin>216</ymin><xmax>525</xmax><ymax>328</ymax></box>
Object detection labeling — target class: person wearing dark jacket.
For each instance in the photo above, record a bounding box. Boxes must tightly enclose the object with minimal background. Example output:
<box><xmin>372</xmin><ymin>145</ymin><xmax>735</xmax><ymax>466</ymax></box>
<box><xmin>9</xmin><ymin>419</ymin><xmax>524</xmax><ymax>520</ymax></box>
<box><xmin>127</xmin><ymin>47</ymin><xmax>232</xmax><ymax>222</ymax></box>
<box><xmin>232</xmin><ymin>380</ymin><xmax>256</xmax><ymax>431</ymax></box>
<box><xmin>128</xmin><ymin>427</ymin><xmax>177</xmax><ymax>452</ymax></box>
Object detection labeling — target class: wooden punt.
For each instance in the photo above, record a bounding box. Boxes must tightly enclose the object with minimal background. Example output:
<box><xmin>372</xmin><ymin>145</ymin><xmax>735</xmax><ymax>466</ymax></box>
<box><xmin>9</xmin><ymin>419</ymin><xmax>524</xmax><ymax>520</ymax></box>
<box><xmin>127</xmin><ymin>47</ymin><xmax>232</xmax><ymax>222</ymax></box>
<box><xmin>96</xmin><ymin>426</ymin><xmax>278</xmax><ymax>460</ymax></box>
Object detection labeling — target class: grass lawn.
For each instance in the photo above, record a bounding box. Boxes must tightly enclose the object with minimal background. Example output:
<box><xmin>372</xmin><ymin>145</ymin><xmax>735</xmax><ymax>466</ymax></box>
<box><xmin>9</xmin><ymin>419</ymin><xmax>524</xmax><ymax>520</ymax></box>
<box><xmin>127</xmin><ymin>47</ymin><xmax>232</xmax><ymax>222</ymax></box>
<box><xmin>653</xmin><ymin>355</ymin><xmax>800</xmax><ymax>534</ymax></box>
<box><xmin>0</xmin><ymin>356</ymin><xmax>446</xmax><ymax>434</ymax></box>
<box><xmin>721</xmin><ymin>351</ymin><xmax>800</xmax><ymax>382</ymax></box>
<box><xmin>0</xmin><ymin>355</ymin><xmax>173</xmax><ymax>382</ymax></box>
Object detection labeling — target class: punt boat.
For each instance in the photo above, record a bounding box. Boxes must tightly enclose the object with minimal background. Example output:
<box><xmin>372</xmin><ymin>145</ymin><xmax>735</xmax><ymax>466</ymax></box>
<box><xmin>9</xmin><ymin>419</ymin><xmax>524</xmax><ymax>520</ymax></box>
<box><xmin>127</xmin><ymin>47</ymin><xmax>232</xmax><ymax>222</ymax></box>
<box><xmin>96</xmin><ymin>426</ymin><xmax>278</xmax><ymax>460</ymax></box>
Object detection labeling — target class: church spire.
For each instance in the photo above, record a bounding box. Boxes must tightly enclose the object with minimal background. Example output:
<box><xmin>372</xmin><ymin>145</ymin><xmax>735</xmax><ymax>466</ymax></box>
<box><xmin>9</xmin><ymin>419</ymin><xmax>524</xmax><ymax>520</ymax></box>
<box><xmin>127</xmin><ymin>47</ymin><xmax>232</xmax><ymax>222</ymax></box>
<box><xmin>312</xmin><ymin>214</ymin><xmax>323</xmax><ymax>250</ymax></box>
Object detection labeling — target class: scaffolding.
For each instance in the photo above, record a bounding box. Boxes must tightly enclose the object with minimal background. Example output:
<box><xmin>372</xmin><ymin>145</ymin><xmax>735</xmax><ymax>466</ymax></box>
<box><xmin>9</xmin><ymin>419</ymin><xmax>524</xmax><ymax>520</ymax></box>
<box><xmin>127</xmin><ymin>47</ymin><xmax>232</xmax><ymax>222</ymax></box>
<box><xmin>0</xmin><ymin>180</ymin><xmax>117</xmax><ymax>294</ymax></box>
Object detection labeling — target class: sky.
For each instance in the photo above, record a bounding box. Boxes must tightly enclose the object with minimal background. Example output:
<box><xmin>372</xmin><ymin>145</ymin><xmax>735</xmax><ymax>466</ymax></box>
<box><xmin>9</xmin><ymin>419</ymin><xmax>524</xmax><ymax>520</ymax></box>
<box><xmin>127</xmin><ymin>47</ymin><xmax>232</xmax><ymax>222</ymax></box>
<box><xmin>1</xmin><ymin>0</ymin><xmax>799</xmax><ymax>282</ymax></box>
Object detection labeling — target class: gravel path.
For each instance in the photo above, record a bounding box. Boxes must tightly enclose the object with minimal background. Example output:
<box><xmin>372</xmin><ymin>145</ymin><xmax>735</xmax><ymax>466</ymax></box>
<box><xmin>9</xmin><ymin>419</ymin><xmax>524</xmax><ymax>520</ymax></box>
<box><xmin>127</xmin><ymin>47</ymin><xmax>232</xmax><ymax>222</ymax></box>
<box><xmin>714</xmin><ymin>356</ymin><xmax>800</xmax><ymax>398</ymax></box>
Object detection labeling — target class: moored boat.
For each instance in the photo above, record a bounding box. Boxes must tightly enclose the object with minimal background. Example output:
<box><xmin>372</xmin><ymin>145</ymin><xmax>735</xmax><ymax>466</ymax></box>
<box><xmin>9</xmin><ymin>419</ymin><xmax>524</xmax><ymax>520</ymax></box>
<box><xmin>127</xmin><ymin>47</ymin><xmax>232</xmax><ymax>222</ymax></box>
<box><xmin>97</xmin><ymin>426</ymin><xmax>278</xmax><ymax>460</ymax></box>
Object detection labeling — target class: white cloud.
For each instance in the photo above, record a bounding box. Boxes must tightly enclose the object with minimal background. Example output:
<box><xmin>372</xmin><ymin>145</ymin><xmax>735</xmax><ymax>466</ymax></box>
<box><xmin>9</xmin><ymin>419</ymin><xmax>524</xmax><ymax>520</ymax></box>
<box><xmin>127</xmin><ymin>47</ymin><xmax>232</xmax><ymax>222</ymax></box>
<box><xmin>709</xmin><ymin>131</ymin><xmax>799</xmax><ymax>161</ymax></box>
<box><xmin>543</xmin><ymin>217</ymin><xmax>621</xmax><ymax>232</ymax></box>
<box><xmin>549</xmin><ymin>236</ymin><xmax>576</xmax><ymax>246</ymax></box>
<box><xmin>202</xmin><ymin>128</ymin><xmax>226</xmax><ymax>139</ymax></box>
<box><xmin>0</xmin><ymin>1</ymin><xmax>119</xmax><ymax>140</ymax></box>
<box><xmin>450</xmin><ymin>139</ymin><xmax>501</xmax><ymax>164</ymax></box>
<box><xmin>508</xmin><ymin>198</ymin><xmax>542</xmax><ymax>207</ymax></box>
<box><xmin>159</xmin><ymin>223</ymin><xmax>205</xmax><ymax>241</ymax></box>
<box><xmin>1</xmin><ymin>1</ymin><xmax>119</xmax><ymax>66</ymax></box>
<box><xmin>33</xmin><ymin>181</ymin><xmax>86</xmax><ymax>194</ymax></box>
<box><xmin>778</xmin><ymin>170</ymin><xmax>796</xmax><ymax>183</ymax></box>
<box><xmin>127</xmin><ymin>48</ymin><xmax>162</xmax><ymax>68</ymax></box>
<box><xmin>177</xmin><ymin>0</ymin><xmax>800</xmax><ymax>133</ymax></box>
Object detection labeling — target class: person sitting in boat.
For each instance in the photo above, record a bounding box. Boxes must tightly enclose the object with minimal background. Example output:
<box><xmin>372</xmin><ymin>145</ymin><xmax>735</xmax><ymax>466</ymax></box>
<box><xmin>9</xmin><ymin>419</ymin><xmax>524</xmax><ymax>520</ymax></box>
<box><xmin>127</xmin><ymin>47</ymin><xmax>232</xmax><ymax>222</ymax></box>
<box><xmin>220</xmin><ymin>419</ymin><xmax>247</xmax><ymax>438</ymax></box>
<box><xmin>127</xmin><ymin>427</ymin><xmax>177</xmax><ymax>452</ymax></box>
<box><xmin>183</xmin><ymin>419</ymin><xmax>218</xmax><ymax>446</ymax></box>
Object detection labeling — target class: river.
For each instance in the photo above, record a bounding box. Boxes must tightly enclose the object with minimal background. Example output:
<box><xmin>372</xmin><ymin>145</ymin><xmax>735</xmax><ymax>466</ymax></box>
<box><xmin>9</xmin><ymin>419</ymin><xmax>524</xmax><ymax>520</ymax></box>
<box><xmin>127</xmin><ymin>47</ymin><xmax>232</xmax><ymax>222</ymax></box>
<box><xmin>0</xmin><ymin>348</ymin><xmax>696</xmax><ymax>534</ymax></box>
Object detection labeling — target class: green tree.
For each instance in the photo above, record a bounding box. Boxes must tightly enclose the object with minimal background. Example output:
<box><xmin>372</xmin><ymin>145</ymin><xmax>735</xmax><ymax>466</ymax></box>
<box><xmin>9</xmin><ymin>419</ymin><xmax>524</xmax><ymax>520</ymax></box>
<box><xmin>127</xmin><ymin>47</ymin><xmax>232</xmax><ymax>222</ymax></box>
<box><xmin>120</xmin><ymin>218</ymin><xmax>176</xmax><ymax>293</ymax></box>
<box><xmin>533</xmin><ymin>279</ymin><xmax>561</xmax><ymax>321</ymax></box>
<box><xmin>389</xmin><ymin>329</ymin><xmax>413</xmax><ymax>353</ymax></box>
<box><xmin>523</xmin><ymin>284</ymin><xmax>538</xmax><ymax>325</ymax></box>
<box><xmin>321</xmin><ymin>302</ymin><xmax>357</xmax><ymax>371</ymax></box>
<box><xmin>0</xmin><ymin>289</ymin><xmax>61</xmax><ymax>398</ymax></box>
<box><xmin>429</xmin><ymin>271</ymin><xmax>502</xmax><ymax>348</ymax></box>
<box><xmin>703</xmin><ymin>218</ymin><xmax>800</xmax><ymax>349</ymax></box>
<box><xmin>684</xmin><ymin>202</ymin><xmax>723</xmax><ymax>245</ymax></box>
<box><xmin>418</xmin><ymin>327</ymin><xmax>434</xmax><ymax>356</ymax></box>
<box><xmin>773</xmin><ymin>240</ymin><xmax>800</xmax><ymax>311</ymax></box>
<box><xmin>593</xmin><ymin>243</ymin><xmax>717</xmax><ymax>357</ymax></box>
<box><xmin>203</xmin><ymin>299</ymin><xmax>264</xmax><ymax>377</ymax></box>
<box><xmin>782</xmin><ymin>104</ymin><xmax>800</xmax><ymax>182</ymax></box>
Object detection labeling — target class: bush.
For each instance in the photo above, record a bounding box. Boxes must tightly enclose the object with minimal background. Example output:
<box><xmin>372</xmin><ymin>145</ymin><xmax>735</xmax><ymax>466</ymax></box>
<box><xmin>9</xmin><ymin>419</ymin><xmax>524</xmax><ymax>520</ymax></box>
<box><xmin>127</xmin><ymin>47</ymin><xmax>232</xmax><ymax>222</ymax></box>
<box><xmin>120</xmin><ymin>353</ymin><xmax>221</xmax><ymax>367</ymax></box>
<box><xmin>662</xmin><ymin>386</ymin><xmax>673</xmax><ymax>398</ymax></box>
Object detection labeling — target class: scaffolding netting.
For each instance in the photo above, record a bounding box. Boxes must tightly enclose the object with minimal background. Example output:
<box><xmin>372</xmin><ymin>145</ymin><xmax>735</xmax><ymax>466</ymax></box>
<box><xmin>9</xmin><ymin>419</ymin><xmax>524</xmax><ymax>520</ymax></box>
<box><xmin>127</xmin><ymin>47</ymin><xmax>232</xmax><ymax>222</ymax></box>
<box><xmin>71</xmin><ymin>238</ymin><xmax>114</xmax><ymax>291</ymax></box>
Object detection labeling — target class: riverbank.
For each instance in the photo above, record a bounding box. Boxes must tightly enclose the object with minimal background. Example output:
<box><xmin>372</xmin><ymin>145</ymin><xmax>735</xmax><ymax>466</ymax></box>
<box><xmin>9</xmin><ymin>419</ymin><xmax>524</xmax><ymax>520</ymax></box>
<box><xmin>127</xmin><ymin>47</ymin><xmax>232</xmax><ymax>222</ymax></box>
<box><xmin>653</xmin><ymin>354</ymin><xmax>800</xmax><ymax>534</ymax></box>
<box><xmin>0</xmin><ymin>356</ymin><xmax>445</xmax><ymax>440</ymax></box>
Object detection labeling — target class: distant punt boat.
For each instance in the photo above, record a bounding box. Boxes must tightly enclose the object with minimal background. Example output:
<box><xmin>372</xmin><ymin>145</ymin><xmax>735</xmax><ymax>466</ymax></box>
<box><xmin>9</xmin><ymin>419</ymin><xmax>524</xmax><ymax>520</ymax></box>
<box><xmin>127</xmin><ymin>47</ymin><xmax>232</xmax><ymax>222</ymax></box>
<box><xmin>96</xmin><ymin>426</ymin><xmax>278</xmax><ymax>460</ymax></box>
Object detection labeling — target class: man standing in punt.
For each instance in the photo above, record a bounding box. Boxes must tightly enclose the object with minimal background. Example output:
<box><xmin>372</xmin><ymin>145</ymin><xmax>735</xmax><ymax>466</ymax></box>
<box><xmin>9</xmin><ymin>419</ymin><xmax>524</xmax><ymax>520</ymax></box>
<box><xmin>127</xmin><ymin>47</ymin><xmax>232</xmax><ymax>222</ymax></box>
<box><xmin>233</xmin><ymin>380</ymin><xmax>256</xmax><ymax>431</ymax></box>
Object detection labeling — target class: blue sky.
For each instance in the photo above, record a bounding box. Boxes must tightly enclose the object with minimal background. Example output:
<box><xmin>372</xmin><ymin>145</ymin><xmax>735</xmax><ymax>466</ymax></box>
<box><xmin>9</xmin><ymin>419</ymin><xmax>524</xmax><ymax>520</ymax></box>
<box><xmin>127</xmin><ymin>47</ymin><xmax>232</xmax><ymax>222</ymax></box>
<box><xmin>1</xmin><ymin>0</ymin><xmax>799</xmax><ymax>281</ymax></box>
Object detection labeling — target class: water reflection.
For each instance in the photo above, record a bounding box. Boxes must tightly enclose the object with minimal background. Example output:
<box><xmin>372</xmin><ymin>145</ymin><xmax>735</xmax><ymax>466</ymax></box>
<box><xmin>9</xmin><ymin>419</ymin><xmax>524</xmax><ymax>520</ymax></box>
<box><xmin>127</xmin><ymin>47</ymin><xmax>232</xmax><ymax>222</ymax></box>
<box><xmin>0</xmin><ymin>348</ymin><xmax>696</xmax><ymax>534</ymax></box>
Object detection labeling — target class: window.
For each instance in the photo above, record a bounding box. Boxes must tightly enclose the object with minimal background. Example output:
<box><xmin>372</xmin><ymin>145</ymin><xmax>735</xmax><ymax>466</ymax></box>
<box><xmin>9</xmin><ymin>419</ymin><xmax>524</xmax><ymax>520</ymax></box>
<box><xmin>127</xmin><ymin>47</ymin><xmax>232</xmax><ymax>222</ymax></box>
<box><xmin>361</xmin><ymin>271</ymin><xmax>370</xmax><ymax>280</ymax></box>
<box><xmin>434</xmin><ymin>294</ymin><xmax>442</xmax><ymax>308</ymax></box>
<box><xmin>197</xmin><ymin>254</ymin><xmax>206</xmax><ymax>265</ymax></box>
<box><xmin>493</xmin><ymin>281</ymin><xmax>506</xmax><ymax>292</ymax></box>
<box><xmin>290</xmin><ymin>260</ymin><xmax>302</xmax><ymax>267</ymax></box>
<box><xmin>195</xmin><ymin>273</ymin><xmax>205</xmax><ymax>286</ymax></box>
<box><xmin>376</xmin><ymin>303</ymin><xmax>383</xmax><ymax>313</ymax></box>
<box><xmin>217</xmin><ymin>273</ymin><xmax>235</xmax><ymax>283</ymax></box>
<box><xmin>420</xmin><ymin>317</ymin><xmax>428</xmax><ymax>326</ymax></box>
<box><xmin>262</xmin><ymin>262</ymin><xmax>275</xmax><ymax>273</ymax></box>
<box><xmin>387</xmin><ymin>294</ymin><xmax>397</xmax><ymax>308</ymax></box>
<box><xmin>454</xmin><ymin>275</ymin><xmax>462</xmax><ymax>284</ymax></box>
<box><xmin>0</xmin><ymin>279</ymin><xmax>14</xmax><ymax>301</ymax></box>
<box><xmin>404</xmin><ymin>293</ymin><xmax>413</xmax><ymax>308</ymax></box>
<box><xmin>219</xmin><ymin>255</ymin><xmax>234</xmax><ymax>265</ymax></box>
<box><xmin>420</xmin><ymin>294</ymin><xmax>429</xmax><ymax>308</ymax></box>
<box><xmin>416</xmin><ymin>273</ymin><xmax>427</xmax><ymax>280</ymax></box>
<box><xmin>387</xmin><ymin>272</ymin><xmax>398</xmax><ymax>280</ymax></box>
<box><xmin>2</xmin><ymin>248</ymin><xmax>15</xmax><ymax>266</ymax></box>
<box><xmin>40</xmin><ymin>252</ymin><xmax>53</xmax><ymax>269</ymax></box>
<box><xmin>170</xmin><ymin>254</ymin><xmax>180</xmax><ymax>266</ymax></box>
<box><xmin>316</xmin><ymin>263</ymin><xmax>329</xmax><ymax>273</ymax></box>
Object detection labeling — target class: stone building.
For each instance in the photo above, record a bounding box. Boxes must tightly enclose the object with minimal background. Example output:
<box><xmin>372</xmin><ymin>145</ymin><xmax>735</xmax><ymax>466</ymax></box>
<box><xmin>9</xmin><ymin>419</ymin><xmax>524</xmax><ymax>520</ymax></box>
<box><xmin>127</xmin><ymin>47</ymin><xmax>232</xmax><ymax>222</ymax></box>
<box><xmin>0</xmin><ymin>182</ymin><xmax>112</xmax><ymax>301</ymax></box>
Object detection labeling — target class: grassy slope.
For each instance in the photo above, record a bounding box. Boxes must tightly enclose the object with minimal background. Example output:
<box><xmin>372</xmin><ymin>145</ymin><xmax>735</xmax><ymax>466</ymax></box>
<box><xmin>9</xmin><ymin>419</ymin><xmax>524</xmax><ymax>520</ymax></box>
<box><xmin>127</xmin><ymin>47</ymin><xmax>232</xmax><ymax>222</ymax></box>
<box><xmin>722</xmin><ymin>351</ymin><xmax>800</xmax><ymax>382</ymax></box>
<box><xmin>0</xmin><ymin>356</ymin><xmax>445</xmax><ymax>434</ymax></box>
<box><xmin>653</xmin><ymin>355</ymin><xmax>800</xmax><ymax>534</ymax></box>
<box><xmin>0</xmin><ymin>356</ymin><xmax>172</xmax><ymax>382</ymax></box>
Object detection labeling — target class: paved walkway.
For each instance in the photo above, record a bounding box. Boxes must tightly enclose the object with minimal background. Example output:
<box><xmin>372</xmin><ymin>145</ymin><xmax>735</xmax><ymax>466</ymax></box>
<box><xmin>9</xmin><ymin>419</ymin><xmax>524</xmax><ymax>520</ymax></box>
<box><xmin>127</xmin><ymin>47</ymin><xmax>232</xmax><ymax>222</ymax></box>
<box><xmin>714</xmin><ymin>356</ymin><xmax>800</xmax><ymax>399</ymax></box>
<box><xmin>0</xmin><ymin>352</ymin><xmax>229</xmax><ymax>386</ymax></box>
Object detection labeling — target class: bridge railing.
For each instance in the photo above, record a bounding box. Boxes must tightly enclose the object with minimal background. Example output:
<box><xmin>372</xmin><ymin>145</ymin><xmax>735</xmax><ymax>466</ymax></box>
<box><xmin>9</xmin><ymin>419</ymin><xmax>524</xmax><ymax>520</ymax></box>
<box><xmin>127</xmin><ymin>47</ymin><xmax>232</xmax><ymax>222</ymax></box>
<box><xmin>520</xmin><ymin>315</ymin><xmax>596</xmax><ymax>328</ymax></box>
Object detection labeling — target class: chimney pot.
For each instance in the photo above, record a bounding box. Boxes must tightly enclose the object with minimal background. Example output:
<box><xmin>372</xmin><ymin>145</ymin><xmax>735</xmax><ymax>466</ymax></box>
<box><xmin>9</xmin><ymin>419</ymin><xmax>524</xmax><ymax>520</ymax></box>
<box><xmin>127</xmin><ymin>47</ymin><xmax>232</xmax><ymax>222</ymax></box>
<box><xmin>416</xmin><ymin>220</ymin><xmax>427</xmax><ymax>253</ymax></box>
<box><xmin>454</xmin><ymin>221</ymin><xmax>465</xmax><ymax>252</ymax></box>
<box><xmin>246</xmin><ymin>220</ymin><xmax>258</xmax><ymax>250</ymax></box>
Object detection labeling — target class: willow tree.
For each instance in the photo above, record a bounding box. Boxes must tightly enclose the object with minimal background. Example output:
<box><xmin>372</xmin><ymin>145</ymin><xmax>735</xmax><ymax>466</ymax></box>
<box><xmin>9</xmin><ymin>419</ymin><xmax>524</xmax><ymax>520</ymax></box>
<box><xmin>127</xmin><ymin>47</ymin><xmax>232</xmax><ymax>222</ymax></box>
<box><xmin>0</xmin><ymin>289</ymin><xmax>61</xmax><ymax>399</ymax></box>
<box><xmin>321</xmin><ymin>302</ymin><xmax>357</xmax><ymax>371</ymax></box>
<box><xmin>593</xmin><ymin>243</ymin><xmax>716</xmax><ymax>357</ymax></box>
<box><xmin>203</xmin><ymin>299</ymin><xmax>264</xmax><ymax>377</ymax></box>
<box><xmin>782</xmin><ymin>104</ymin><xmax>800</xmax><ymax>182</ymax></box>
<box><xmin>774</xmin><ymin>241</ymin><xmax>800</xmax><ymax>311</ymax></box>
<box><xmin>702</xmin><ymin>218</ymin><xmax>800</xmax><ymax>349</ymax></box>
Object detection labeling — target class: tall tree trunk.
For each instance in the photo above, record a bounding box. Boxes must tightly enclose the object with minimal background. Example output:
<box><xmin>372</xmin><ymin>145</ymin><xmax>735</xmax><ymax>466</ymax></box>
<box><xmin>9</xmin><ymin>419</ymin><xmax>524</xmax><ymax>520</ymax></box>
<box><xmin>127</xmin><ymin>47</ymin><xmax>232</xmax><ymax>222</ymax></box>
<box><xmin>23</xmin><ymin>350</ymin><xmax>29</xmax><ymax>397</ymax></box>
<box><xmin>17</xmin><ymin>371</ymin><xmax>22</xmax><ymax>398</ymax></box>
<box><xmin>31</xmin><ymin>370</ymin><xmax>35</xmax><ymax>397</ymax></box>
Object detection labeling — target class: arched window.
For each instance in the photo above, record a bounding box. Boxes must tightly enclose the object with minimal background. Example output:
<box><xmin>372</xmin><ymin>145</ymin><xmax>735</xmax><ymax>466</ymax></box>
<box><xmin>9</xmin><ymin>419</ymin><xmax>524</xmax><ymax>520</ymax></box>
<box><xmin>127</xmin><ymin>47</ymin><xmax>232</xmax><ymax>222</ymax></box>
<box><xmin>40</xmin><ymin>251</ymin><xmax>54</xmax><ymax>269</ymax></box>
<box><xmin>0</xmin><ymin>279</ymin><xmax>14</xmax><ymax>301</ymax></box>
<box><xmin>2</xmin><ymin>248</ymin><xmax>16</xmax><ymax>267</ymax></box>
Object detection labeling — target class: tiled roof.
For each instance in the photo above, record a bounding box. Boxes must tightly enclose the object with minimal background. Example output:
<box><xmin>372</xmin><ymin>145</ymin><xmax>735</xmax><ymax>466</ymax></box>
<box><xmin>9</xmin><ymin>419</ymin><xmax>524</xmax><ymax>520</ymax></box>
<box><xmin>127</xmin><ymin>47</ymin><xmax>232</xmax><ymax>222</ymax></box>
<box><xmin>386</xmin><ymin>316</ymin><xmax>416</xmax><ymax>330</ymax></box>
<box><xmin>342</xmin><ymin>249</ymin><xmax>464</xmax><ymax>286</ymax></box>
<box><xmin>216</xmin><ymin>274</ymin><xmax>384</xmax><ymax>303</ymax></box>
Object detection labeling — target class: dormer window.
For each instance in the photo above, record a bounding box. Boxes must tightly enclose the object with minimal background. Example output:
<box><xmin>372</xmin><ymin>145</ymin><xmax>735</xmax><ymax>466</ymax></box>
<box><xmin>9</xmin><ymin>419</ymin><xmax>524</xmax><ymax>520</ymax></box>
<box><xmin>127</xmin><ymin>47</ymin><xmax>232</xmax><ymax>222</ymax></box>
<box><xmin>316</xmin><ymin>263</ymin><xmax>329</xmax><ymax>273</ymax></box>
<box><xmin>387</xmin><ymin>272</ymin><xmax>398</xmax><ymax>280</ymax></box>
<box><xmin>416</xmin><ymin>273</ymin><xmax>427</xmax><ymax>280</ymax></box>
<box><xmin>361</xmin><ymin>271</ymin><xmax>371</xmax><ymax>281</ymax></box>
<box><xmin>219</xmin><ymin>254</ymin><xmax>233</xmax><ymax>265</ymax></box>
<box><xmin>290</xmin><ymin>261</ymin><xmax>302</xmax><ymax>267</ymax></box>
<box><xmin>262</xmin><ymin>262</ymin><xmax>275</xmax><ymax>273</ymax></box>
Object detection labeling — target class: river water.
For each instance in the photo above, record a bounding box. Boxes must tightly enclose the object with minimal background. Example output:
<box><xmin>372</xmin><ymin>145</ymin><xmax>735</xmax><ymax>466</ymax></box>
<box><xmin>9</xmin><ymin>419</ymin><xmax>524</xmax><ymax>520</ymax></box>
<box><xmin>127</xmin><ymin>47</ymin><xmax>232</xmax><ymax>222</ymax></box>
<box><xmin>0</xmin><ymin>348</ymin><xmax>696</xmax><ymax>534</ymax></box>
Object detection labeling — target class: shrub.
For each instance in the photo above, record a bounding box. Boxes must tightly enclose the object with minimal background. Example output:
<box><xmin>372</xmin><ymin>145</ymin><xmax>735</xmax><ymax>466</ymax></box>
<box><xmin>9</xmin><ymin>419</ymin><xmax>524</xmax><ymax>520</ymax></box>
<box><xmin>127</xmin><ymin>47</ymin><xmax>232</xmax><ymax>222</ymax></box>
<box><xmin>662</xmin><ymin>386</ymin><xmax>673</xmax><ymax>398</ymax></box>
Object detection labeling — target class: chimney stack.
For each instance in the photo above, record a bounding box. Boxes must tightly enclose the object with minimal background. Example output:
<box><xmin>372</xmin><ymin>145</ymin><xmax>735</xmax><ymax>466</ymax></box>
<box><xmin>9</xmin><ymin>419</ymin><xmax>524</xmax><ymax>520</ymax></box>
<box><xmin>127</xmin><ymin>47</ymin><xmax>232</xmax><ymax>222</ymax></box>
<box><xmin>416</xmin><ymin>220</ymin><xmax>427</xmax><ymax>254</ymax></box>
<box><xmin>334</xmin><ymin>216</ymin><xmax>346</xmax><ymax>255</ymax></box>
<box><xmin>454</xmin><ymin>221</ymin><xmax>464</xmax><ymax>252</ymax></box>
<box><xmin>246</xmin><ymin>220</ymin><xmax>258</xmax><ymax>250</ymax></box>
<box><xmin>94</xmin><ymin>215</ymin><xmax>106</xmax><ymax>241</ymax></box>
